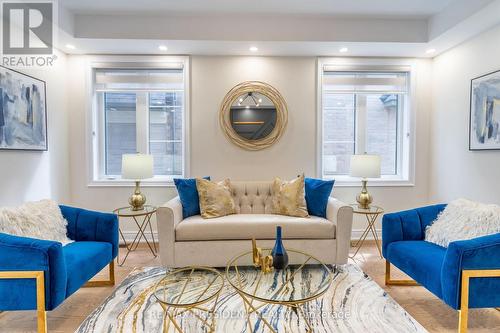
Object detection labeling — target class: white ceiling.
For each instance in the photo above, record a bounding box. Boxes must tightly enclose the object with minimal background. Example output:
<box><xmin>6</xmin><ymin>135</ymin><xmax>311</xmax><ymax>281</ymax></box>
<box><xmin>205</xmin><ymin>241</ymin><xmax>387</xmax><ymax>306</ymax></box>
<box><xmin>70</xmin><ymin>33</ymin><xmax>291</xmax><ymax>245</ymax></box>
<box><xmin>56</xmin><ymin>0</ymin><xmax>500</xmax><ymax>57</ymax></box>
<box><xmin>60</xmin><ymin>0</ymin><xmax>453</xmax><ymax>17</ymax></box>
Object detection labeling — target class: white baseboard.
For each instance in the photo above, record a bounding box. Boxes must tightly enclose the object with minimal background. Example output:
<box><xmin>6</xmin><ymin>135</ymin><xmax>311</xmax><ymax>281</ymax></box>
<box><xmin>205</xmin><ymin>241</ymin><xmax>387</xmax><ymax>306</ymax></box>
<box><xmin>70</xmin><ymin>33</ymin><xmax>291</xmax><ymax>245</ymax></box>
<box><xmin>119</xmin><ymin>229</ymin><xmax>381</xmax><ymax>243</ymax></box>
<box><xmin>351</xmin><ymin>228</ymin><xmax>381</xmax><ymax>241</ymax></box>
<box><xmin>120</xmin><ymin>231</ymin><xmax>159</xmax><ymax>244</ymax></box>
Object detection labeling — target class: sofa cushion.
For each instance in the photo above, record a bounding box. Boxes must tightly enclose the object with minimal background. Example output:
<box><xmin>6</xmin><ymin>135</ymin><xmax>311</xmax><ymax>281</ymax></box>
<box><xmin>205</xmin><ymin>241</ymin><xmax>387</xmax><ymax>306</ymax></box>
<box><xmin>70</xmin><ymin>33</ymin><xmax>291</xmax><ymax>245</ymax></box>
<box><xmin>197</xmin><ymin>178</ymin><xmax>236</xmax><ymax>219</ymax></box>
<box><xmin>63</xmin><ymin>241</ymin><xmax>112</xmax><ymax>297</ymax></box>
<box><xmin>174</xmin><ymin>177</ymin><xmax>210</xmax><ymax>218</ymax></box>
<box><xmin>176</xmin><ymin>214</ymin><xmax>335</xmax><ymax>241</ymax></box>
<box><xmin>386</xmin><ymin>240</ymin><xmax>446</xmax><ymax>298</ymax></box>
<box><xmin>425</xmin><ymin>198</ymin><xmax>500</xmax><ymax>248</ymax></box>
<box><xmin>305</xmin><ymin>177</ymin><xmax>334</xmax><ymax>218</ymax></box>
<box><xmin>271</xmin><ymin>175</ymin><xmax>309</xmax><ymax>218</ymax></box>
<box><xmin>0</xmin><ymin>199</ymin><xmax>73</xmax><ymax>245</ymax></box>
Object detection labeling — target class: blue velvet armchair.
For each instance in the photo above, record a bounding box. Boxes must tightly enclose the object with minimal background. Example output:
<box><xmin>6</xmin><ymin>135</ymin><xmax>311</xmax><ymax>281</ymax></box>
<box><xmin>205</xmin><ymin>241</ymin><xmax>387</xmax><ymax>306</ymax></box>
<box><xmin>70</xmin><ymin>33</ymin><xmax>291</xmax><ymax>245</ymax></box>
<box><xmin>0</xmin><ymin>205</ymin><xmax>118</xmax><ymax>333</ymax></box>
<box><xmin>382</xmin><ymin>204</ymin><xmax>500</xmax><ymax>333</ymax></box>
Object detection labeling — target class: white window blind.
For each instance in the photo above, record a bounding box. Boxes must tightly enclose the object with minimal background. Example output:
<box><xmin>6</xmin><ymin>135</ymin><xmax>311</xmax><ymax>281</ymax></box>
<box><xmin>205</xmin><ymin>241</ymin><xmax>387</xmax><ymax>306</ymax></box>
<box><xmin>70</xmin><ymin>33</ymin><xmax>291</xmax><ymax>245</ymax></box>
<box><xmin>322</xmin><ymin>71</ymin><xmax>408</xmax><ymax>93</ymax></box>
<box><xmin>95</xmin><ymin>68</ymin><xmax>184</xmax><ymax>91</ymax></box>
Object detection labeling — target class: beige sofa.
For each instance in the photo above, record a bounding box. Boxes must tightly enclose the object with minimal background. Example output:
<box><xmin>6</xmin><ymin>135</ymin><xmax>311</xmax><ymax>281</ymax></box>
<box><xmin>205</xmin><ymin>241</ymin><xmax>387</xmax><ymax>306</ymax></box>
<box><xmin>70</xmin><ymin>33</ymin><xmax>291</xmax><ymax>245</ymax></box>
<box><xmin>156</xmin><ymin>181</ymin><xmax>354</xmax><ymax>268</ymax></box>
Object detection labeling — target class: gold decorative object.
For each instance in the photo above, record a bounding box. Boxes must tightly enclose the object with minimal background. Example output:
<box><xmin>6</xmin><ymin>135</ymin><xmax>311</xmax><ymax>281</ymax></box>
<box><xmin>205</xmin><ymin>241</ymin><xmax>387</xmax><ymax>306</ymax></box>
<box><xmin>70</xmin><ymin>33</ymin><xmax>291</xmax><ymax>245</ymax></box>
<box><xmin>251</xmin><ymin>238</ymin><xmax>273</xmax><ymax>273</ymax></box>
<box><xmin>219</xmin><ymin>81</ymin><xmax>288</xmax><ymax>150</ymax></box>
<box><xmin>153</xmin><ymin>266</ymin><xmax>224</xmax><ymax>333</ymax></box>
<box><xmin>129</xmin><ymin>181</ymin><xmax>147</xmax><ymax>211</ymax></box>
<box><xmin>252</xmin><ymin>238</ymin><xmax>262</xmax><ymax>267</ymax></box>
<box><xmin>356</xmin><ymin>180</ymin><xmax>372</xmax><ymax>209</ymax></box>
<box><xmin>262</xmin><ymin>255</ymin><xmax>273</xmax><ymax>274</ymax></box>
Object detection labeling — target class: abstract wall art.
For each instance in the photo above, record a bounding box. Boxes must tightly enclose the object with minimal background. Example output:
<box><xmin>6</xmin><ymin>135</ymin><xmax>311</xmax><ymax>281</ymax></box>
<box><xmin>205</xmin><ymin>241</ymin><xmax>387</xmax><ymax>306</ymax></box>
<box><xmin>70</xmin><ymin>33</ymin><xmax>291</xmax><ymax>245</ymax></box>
<box><xmin>470</xmin><ymin>69</ymin><xmax>500</xmax><ymax>150</ymax></box>
<box><xmin>0</xmin><ymin>66</ymin><xmax>47</xmax><ymax>151</ymax></box>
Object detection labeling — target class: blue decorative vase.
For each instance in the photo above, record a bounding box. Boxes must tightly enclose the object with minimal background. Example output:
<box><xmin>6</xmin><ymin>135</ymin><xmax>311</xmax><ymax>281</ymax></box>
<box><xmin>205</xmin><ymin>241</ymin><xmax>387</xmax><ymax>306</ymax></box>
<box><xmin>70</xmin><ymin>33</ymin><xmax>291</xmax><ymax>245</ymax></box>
<box><xmin>271</xmin><ymin>226</ymin><xmax>288</xmax><ymax>270</ymax></box>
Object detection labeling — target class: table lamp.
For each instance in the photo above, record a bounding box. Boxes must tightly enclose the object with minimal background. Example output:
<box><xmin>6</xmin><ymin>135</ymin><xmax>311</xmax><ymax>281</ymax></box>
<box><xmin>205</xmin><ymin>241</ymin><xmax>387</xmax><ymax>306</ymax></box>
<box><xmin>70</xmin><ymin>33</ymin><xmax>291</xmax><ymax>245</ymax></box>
<box><xmin>350</xmin><ymin>154</ymin><xmax>381</xmax><ymax>209</ymax></box>
<box><xmin>122</xmin><ymin>154</ymin><xmax>154</xmax><ymax>211</ymax></box>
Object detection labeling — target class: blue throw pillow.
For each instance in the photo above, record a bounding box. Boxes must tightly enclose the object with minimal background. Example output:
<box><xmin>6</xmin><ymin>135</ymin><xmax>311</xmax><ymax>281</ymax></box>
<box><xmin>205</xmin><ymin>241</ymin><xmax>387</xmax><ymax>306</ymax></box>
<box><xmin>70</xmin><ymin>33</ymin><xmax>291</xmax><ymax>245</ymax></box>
<box><xmin>304</xmin><ymin>177</ymin><xmax>335</xmax><ymax>218</ymax></box>
<box><xmin>174</xmin><ymin>177</ymin><xmax>210</xmax><ymax>218</ymax></box>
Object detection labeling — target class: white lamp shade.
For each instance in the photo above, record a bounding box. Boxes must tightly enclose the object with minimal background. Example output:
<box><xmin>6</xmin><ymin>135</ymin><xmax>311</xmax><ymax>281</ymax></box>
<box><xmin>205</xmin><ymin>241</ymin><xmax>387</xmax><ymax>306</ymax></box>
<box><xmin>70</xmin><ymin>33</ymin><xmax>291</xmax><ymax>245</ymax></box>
<box><xmin>349</xmin><ymin>154</ymin><xmax>381</xmax><ymax>178</ymax></box>
<box><xmin>122</xmin><ymin>154</ymin><xmax>154</xmax><ymax>180</ymax></box>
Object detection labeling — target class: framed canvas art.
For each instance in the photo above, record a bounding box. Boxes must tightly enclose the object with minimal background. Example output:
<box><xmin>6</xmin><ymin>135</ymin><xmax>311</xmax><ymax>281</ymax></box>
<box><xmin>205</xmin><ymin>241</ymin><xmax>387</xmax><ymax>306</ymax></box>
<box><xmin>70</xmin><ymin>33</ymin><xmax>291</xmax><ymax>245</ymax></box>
<box><xmin>469</xmin><ymin>69</ymin><xmax>500</xmax><ymax>150</ymax></box>
<box><xmin>0</xmin><ymin>65</ymin><xmax>47</xmax><ymax>151</ymax></box>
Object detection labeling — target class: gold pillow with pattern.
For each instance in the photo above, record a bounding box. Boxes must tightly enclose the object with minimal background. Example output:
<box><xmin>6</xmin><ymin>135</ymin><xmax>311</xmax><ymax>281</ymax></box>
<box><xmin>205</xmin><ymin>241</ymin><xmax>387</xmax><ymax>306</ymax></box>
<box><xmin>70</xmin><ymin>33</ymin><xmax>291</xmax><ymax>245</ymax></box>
<box><xmin>196</xmin><ymin>178</ymin><xmax>236</xmax><ymax>219</ymax></box>
<box><xmin>271</xmin><ymin>174</ymin><xmax>309</xmax><ymax>218</ymax></box>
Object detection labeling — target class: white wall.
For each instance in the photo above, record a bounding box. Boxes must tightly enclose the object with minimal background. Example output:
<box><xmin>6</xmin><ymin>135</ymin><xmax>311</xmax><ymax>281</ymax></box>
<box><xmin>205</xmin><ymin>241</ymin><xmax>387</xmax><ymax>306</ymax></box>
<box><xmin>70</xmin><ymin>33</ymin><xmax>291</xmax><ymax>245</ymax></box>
<box><xmin>429</xmin><ymin>24</ymin><xmax>500</xmax><ymax>204</ymax></box>
<box><xmin>67</xmin><ymin>55</ymin><xmax>432</xmax><ymax>235</ymax></box>
<box><xmin>0</xmin><ymin>51</ymin><xmax>70</xmax><ymax>206</ymax></box>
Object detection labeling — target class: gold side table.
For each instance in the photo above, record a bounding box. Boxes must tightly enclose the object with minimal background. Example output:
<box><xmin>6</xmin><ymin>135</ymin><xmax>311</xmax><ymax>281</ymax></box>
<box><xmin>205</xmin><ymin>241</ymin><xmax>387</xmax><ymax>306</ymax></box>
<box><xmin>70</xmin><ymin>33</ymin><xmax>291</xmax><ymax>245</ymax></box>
<box><xmin>350</xmin><ymin>204</ymin><xmax>384</xmax><ymax>258</ymax></box>
<box><xmin>226</xmin><ymin>249</ymin><xmax>333</xmax><ymax>333</ymax></box>
<box><xmin>114</xmin><ymin>205</ymin><xmax>157</xmax><ymax>266</ymax></box>
<box><xmin>153</xmin><ymin>266</ymin><xmax>224</xmax><ymax>333</ymax></box>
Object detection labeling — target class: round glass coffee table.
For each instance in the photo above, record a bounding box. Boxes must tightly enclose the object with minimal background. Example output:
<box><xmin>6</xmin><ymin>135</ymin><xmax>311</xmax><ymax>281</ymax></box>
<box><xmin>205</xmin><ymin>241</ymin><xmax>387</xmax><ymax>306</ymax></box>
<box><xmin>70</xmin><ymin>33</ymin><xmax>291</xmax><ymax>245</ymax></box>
<box><xmin>226</xmin><ymin>249</ymin><xmax>333</xmax><ymax>333</ymax></box>
<box><xmin>153</xmin><ymin>267</ymin><xmax>224</xmax><ymax>333</ymax></box>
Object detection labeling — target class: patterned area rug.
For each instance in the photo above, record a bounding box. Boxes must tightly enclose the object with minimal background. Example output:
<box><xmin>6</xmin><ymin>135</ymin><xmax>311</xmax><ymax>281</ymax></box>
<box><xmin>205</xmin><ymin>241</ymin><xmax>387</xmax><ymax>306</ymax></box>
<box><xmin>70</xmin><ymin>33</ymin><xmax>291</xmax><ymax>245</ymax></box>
<box><xmin>76</xmin><ymin>264</ymin><xmax>427</xmax><ymax>333</ymax></box>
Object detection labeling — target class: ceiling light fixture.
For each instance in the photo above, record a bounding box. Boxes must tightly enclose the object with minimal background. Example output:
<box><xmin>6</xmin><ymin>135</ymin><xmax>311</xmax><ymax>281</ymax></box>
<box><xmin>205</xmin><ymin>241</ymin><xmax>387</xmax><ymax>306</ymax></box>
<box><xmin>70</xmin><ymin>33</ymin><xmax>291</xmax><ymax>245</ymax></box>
<box><xmin>426</xmin><ymin>48</ymin><xmax>436</xmax><ymax>54</ymax></box>
<box><xmin>65</xmin><ymin>44</ymin><xmax>76</xmax><ymax>50</ymax></box>
<box><xmin>238</xmin><ymin>92</ymin><xmax>261</xmax><ymax>107</ymax></box>
<box><xmin>249</xmin><ymin>46</ymin><xmax>258</xmax><ymax>52</ymax></box>
<box><xmin>158</xmin><ymin>45</ymin><xmax>168</xmax><ymax>51</ymax></box>
<box><xmin>339</xmin><ymin>47</ymin><xmax>348</xmax><ymax>53</ymax></box>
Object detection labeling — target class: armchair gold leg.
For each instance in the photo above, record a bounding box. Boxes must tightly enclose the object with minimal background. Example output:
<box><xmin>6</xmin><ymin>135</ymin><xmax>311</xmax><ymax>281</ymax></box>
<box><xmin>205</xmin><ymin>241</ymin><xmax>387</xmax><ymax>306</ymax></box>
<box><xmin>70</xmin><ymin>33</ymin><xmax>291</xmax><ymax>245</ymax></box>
<box><xmin>84</xmin><ymin>261</ymin><xmax>115</xmax><ymax>287</ymax></box>
<box><xmin>385</xmin><ymin>260</ymin><xmax>419</xmax><ymax>286</ymax></box>
<box><xmin>458</xmin><ymin>269</ymin><xmax>500</xmax><ymax>333</ymax></box>
<box><xmin>0</xmin><ymin>271</ymin><xmax>47</xmax><ymax>333</ymax></box>
<box><xmin>35</xmin><ymin>272</ymin><xmax>47</xmax><ymax>333</ymax></box>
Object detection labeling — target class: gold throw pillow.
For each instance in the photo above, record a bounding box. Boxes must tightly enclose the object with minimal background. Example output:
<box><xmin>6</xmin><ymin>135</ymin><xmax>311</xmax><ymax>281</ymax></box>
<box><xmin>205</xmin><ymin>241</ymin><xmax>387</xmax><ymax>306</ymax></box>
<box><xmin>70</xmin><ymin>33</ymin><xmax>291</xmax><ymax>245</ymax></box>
<box><xmin>271</xmin><ymin>175</ymin><xmax>309</xmax><ymax>217</ymax></box>
<box><xmin>196</xmin><ymin>178</ymin><xmax>236</xmax><ymax>219</ymax></box>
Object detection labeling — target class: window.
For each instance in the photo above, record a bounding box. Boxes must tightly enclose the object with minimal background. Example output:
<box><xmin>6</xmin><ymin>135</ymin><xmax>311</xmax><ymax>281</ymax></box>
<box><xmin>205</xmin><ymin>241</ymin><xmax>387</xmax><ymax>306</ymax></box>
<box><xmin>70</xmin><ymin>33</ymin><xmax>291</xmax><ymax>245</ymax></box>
<box><xmin>320</xmin><ymin>65</ymin><xmax>412</xmax><ymax>183</ymax></box>
<box><xmin>91</xmin><ymin>62</ymin><xmax>188</xmax><ymax>183</ymax></box>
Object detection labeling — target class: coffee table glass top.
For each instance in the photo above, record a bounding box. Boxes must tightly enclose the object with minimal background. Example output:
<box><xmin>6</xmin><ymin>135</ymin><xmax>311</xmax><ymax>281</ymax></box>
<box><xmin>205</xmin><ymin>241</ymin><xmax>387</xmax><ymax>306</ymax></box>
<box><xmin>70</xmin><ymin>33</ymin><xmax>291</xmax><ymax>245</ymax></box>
<box><xmin>153</xmin><ymin>267</ymin><xmax>224</xmax><ymax>307</ymax></box>
<box><xmin>226</xmin><ymin>249</ymin><xmax>333</xmax><ymax>305</ymax></box>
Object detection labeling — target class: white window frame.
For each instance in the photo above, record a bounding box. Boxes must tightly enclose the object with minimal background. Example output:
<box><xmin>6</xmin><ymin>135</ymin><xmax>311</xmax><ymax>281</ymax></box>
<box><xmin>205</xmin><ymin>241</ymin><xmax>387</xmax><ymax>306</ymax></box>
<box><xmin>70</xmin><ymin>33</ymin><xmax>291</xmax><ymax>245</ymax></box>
<box><xmin>85</xmin><ymin>55</ymin><xmax>190</xmax><ymax>187</ymax></box>
<box><xmin>317</xmin><ymin>57</ymin><xmax>416</xmax><ymax>187</ymax></box>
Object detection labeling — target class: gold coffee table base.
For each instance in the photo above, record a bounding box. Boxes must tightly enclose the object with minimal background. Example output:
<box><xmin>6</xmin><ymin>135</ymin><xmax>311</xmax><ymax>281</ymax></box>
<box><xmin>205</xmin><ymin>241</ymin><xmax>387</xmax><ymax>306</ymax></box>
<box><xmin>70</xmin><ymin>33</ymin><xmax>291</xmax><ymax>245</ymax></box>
<box><xmin>235</xmin><ymin>290</ymin><xmax>318</xmax><ymax>333</ymax></box>
<box><xmin>227</xmin><ymin>249</ymin><xmax>333</xmax><ymax>333</ymax></box>
<box><xmin>153</xmin><ymin>266</ymin><xmax>224</xmax><ymax>333</ymax></box>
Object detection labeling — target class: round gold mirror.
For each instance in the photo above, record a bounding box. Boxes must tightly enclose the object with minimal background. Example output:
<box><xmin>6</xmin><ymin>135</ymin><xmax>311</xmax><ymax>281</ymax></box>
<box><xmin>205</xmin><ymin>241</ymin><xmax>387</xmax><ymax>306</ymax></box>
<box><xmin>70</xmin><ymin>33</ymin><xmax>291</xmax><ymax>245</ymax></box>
<box><xmin>219</xmin><ymin>81</ymin><xmax>288</xmax><ymax>150</ymax></box>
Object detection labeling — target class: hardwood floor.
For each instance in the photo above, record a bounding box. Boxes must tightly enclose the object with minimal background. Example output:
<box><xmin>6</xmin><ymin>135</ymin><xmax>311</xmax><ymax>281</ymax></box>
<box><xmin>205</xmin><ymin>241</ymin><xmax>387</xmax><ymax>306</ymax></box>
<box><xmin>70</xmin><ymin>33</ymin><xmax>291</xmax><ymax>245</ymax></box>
<box><xmin>0</xmin><ymin>242</ymin><xmax>499</xmax><ymax>332</ymax></box>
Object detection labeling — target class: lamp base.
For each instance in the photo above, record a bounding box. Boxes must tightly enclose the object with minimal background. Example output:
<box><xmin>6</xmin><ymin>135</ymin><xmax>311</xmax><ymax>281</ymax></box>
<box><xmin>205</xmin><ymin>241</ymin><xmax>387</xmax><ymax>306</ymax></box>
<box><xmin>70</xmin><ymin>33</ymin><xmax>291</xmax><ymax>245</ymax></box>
<box><xmin>356</xmin><ymin>179</ymin><xmax>373</xmax><ymax>209</ymax></box>
<box><xmin>129</xmin><ymin>181</ymin><xmax>146</xmax><ymax>211</ymax></box>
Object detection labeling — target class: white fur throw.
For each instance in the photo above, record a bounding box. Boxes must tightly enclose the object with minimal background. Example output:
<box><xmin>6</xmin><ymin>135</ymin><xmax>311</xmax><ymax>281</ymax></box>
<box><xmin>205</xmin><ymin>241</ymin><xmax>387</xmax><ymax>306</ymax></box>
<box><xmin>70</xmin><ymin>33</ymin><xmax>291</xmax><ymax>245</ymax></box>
<box><xmin>0</xmin><ymin>199</ymin><xmax>73</xmax><ymax>245</ymax></box>
<box><xmin>425</xmin><ymin>198</ymin><xmax>500</xmax><ymax>248</ymax></box>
